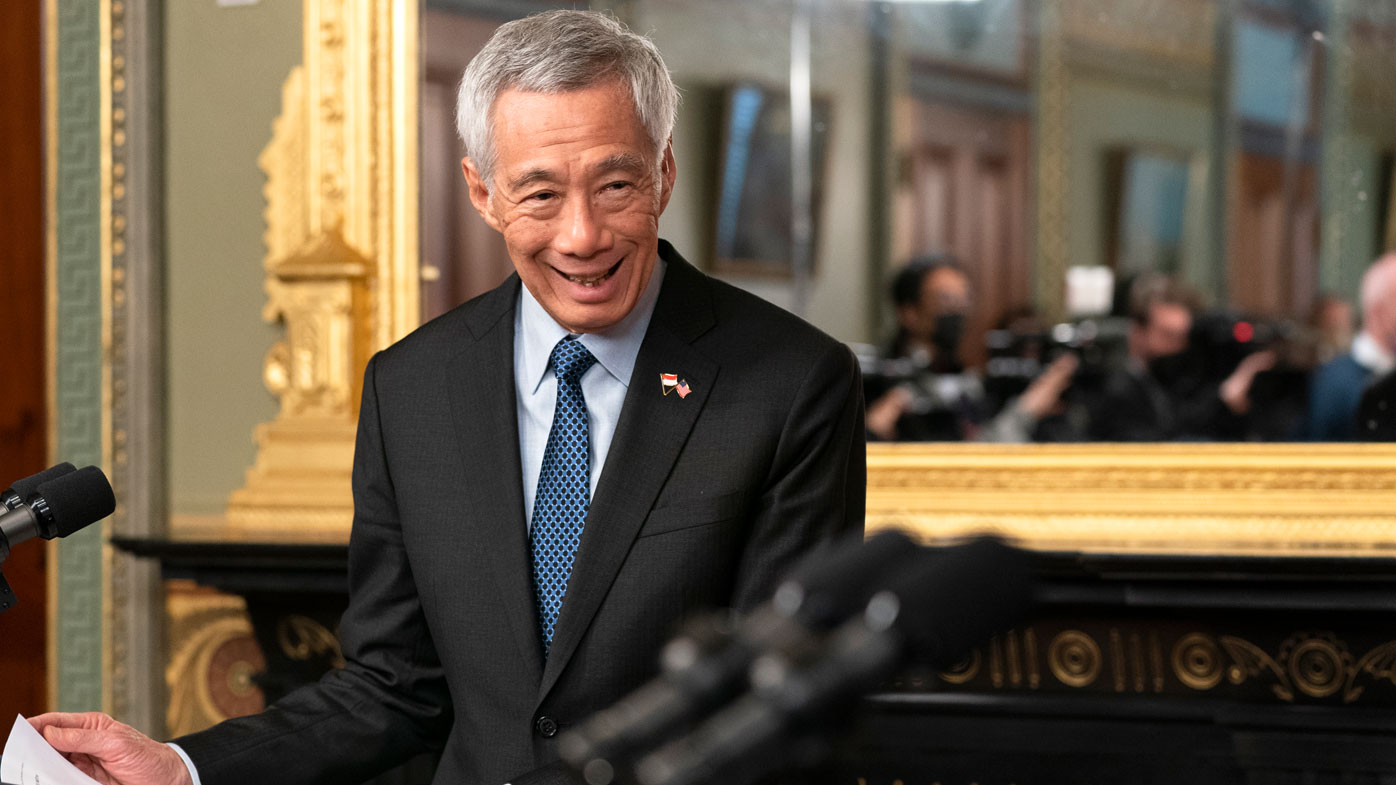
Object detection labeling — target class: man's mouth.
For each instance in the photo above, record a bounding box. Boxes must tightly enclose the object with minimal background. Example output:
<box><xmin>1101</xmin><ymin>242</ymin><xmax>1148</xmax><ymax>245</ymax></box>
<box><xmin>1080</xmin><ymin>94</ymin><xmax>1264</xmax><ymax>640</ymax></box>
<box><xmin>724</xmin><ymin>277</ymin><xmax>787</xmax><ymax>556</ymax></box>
<box><xmin>557</xmin><ymin>258</ymin><xmax>623</xmax><ymax>288</ymax></box>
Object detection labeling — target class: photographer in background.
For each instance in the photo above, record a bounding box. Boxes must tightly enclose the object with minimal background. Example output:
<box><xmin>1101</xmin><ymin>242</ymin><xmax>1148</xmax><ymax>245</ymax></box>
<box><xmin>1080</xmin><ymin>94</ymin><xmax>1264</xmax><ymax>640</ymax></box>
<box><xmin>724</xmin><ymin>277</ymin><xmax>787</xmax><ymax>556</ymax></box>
<box><xmin>1088</xmin><ymin>275</ymin><xmax>1274</xmax><ymax>441</ymax></box>
<box><xmin>1307</xmin><ymin>253</ymin><xmax>1396</xmax><ymax>441</ymax></box>
<box><xmin>864</xmin><ymin>256</ymin><xmax>1076</xmax><ymax>442</ymax></box>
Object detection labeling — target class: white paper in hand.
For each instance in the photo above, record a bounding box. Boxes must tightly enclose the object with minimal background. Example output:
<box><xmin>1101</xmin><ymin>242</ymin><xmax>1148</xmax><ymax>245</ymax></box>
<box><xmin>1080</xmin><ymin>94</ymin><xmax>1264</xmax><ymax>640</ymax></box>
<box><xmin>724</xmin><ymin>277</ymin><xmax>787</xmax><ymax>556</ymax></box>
<box><xmin>1</xmin><ymin>715</ymin><xmax>102</xmax><ymax>785</ymax></box>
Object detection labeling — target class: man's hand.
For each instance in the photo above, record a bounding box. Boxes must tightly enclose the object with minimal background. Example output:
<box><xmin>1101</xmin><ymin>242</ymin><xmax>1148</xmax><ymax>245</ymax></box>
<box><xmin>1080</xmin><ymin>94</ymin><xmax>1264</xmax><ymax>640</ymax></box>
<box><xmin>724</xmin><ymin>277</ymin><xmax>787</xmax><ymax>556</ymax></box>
<box><xmin>865</xmin><ymin>386</ymin><xmax>913</xmax><ymax>440</ymax></box>
<box><xmin>1017</xmin><ymin>353</ymin><xmax>1079</xmax><ymax>420</ymax></box>
<box><xmin>1219</xmin><ymin>350</ymin><xmax>1277</xmax><ymax>414</ymax></box>
<box><xmin>27</xmin><ymin>713</ymin><xmax>193</xmax><ymax>785</ymax></box>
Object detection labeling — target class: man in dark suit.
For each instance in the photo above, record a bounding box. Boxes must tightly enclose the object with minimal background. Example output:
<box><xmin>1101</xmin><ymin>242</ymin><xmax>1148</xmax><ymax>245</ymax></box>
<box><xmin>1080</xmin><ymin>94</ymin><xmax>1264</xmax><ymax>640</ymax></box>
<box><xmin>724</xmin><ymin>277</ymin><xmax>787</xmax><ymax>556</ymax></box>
<box><xmin>31</xmin><ymin>10</ymin><xmax>864</xmax><ymax>785</ymax></box>
<box><xmin>1306</xmin><ymin>253</ymin><xmax>1396</xmax><ymax>440</ymax></box>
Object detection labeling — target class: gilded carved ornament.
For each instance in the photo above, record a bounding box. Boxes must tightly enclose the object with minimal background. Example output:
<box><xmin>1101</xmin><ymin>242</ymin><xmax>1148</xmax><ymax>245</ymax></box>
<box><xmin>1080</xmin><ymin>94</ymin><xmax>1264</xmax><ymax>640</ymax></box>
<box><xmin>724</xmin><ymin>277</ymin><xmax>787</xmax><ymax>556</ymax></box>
<box><xmin>222</xmin><ymin>0</ymin><xmax>418</xmax><ymax>540</ymax></box>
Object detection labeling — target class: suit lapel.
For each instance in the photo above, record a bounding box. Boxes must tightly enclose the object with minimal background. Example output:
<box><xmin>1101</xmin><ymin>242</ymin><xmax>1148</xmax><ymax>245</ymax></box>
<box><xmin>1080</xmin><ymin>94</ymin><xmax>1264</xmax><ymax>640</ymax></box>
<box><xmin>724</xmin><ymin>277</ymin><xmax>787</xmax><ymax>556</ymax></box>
<box><xmin>538</xmin><ymin>248</ymin><xmax>718</xmax><ymax>702</ymax></box>
<box><xmin>446</xmin><ymin>275</ymin><xmax>545</xmax><ymax>685</ymax></box>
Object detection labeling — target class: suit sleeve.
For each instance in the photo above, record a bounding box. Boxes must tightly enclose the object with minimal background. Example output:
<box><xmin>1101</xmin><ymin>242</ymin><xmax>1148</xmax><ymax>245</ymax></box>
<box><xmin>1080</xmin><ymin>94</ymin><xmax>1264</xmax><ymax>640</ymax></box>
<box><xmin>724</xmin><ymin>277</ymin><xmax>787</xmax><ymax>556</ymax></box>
<box><xmin>729</xmin><ymin>342</ymin><xmax>866</xmax><ymax>612</ymax></box>
<box><xmin>173</xmin><ymin>354</ymin><xmax>453</xmax><ymax>785</ymax></box>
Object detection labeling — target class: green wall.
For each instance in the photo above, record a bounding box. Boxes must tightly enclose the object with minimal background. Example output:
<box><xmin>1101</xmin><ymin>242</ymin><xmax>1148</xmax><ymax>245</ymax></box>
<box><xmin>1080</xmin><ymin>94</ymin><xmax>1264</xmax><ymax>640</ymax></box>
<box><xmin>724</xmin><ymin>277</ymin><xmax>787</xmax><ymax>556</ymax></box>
<box><xmin>165</xmin><ymin>1</ymin><xmax>302</xmax><ymax>517</ymax></box>
<box><xmin>1065</xmin><ymin>78</ymin><xmax>1219</xmax><ymax>298</ymax></box>
<box><xmin>643</xmin><ymin>1</ymin><xmax>876</xmax><ymax>344</ymax></box>
<box><xmin>53</xmin><ymin>0</ymin><xmax>105</xmax><ymax>713</ymax></box>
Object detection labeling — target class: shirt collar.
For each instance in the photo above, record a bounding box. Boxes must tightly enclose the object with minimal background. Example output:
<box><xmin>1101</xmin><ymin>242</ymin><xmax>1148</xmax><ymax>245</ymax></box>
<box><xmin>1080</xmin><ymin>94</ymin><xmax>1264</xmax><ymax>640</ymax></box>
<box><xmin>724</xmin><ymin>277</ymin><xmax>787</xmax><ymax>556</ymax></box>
<box><xmin>1353</xmin><ymin>331</ymin><xmax>1396</xmax><ymax>376</ymax></box>
<box><xmin>518</xmin><ymin>255</ymin><xmax>667</xmax><ymax>395</ymax></box>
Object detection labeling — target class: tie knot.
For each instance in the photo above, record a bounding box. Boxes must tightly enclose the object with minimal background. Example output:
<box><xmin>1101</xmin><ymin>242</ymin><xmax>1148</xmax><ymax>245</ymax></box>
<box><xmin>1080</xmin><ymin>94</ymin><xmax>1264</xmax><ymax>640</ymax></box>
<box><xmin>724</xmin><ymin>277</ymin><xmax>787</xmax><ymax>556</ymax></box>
<box><xmin>550</xmin><ymin>337</ymin><xmax>597</xmax><ymax>383</ymax></box>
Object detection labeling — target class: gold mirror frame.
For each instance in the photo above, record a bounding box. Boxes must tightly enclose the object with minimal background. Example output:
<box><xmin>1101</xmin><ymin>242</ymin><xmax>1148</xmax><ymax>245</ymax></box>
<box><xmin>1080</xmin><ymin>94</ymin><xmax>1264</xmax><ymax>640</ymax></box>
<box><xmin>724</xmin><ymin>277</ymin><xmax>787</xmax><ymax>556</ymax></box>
<box><xmin>233</xmin><ymin>0</ymin><xmax>1396</xmax><ymax>556</ymax></box>
<box><xmin>869</xmin><ymin>443</ymin><xmax>1396</xmax><ymax>556</ymax></box>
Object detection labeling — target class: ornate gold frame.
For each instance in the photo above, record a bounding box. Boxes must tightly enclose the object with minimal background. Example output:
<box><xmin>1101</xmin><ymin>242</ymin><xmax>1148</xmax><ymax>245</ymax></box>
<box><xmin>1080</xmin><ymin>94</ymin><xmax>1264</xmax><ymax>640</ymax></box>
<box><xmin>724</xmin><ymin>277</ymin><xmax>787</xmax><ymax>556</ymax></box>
<box><xmin>868</xmin><ymin>443</ymin><xmax>1396</xmax><ymax>556</ymax></box>
<box><xmin>228</xmin><ymin>0</ymin><xmax>1396</xmax><ymax>557</ymax></box>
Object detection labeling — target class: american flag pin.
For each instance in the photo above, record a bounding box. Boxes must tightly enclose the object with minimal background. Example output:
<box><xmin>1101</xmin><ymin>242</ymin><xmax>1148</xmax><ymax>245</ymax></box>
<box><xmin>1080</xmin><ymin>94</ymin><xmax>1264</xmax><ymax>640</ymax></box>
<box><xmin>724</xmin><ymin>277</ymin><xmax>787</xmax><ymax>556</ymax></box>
<box><xmin>676</xmin><ymin>379</ymin><xmax>691</xmax><ymax>399</ymax></box>
<box><xmin>661</xmin><ymin>373</ymin><xmax>678</xmax><ymax>395</ymax></box>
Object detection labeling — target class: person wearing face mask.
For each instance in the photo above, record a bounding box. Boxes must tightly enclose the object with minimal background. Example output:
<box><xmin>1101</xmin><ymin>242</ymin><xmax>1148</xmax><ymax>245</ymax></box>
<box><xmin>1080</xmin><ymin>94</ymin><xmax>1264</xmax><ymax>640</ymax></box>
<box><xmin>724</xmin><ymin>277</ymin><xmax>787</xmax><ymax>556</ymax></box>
<box><xmin>864</xmin><ymin>256</ymin><xmax>1076</xmax><ymax>442</ymax></box>
<box><xmin>1306</xmin><ymin>253</ymin><xmax>1396</xmax><ymax>441</ymax></box>
<box><xmin>1088</xmin><ymin>275</ymin><xmax>1273</xmax><ymax>441</ymax></box>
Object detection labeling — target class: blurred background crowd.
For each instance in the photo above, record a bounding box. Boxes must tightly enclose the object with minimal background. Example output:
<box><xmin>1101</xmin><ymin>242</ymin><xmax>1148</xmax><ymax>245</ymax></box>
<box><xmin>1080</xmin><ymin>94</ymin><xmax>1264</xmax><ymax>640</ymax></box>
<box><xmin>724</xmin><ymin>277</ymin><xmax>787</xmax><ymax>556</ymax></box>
<box><xmin>860</xmin><ymin>251</ymin><xmax>1396</xmax><ymax>442</ymax></box>
<box><xmin>404</xmin><ymin>0</ymin><xmax>1396</xmax><ymax>449</ymax></box>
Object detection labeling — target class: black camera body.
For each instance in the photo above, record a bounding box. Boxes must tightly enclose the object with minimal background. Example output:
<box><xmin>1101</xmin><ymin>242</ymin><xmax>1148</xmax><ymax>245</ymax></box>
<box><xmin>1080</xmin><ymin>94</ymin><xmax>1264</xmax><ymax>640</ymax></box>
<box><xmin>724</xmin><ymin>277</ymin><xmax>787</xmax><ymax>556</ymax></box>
<box><xmin>1187</xmin><ymin>311</ymin><xmax>1315</xmax><ymax>440</ymax></box>
<box><xmin>982</xmin><ymin>317</ymin><xmax>1129</xmax><ymax>410</ymax></box>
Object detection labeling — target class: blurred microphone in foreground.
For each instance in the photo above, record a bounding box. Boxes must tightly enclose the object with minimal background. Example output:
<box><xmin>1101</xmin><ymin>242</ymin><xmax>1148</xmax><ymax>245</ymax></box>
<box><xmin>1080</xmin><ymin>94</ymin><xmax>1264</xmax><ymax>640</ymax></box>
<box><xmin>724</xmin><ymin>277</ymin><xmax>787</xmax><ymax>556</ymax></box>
<box><xmin>1</xmin><ymin>462</ymin><xmax>76</xmax><ymax>512</ymax></box>
<box><xmin>560</xmin><ymin>530</ymin><xmax>922</xmax><ymax>779</ymax></box>
<box><xmin>0</xmin><ymin>464</ymin><xmax>115</xmax><ymax>614</ymax></box>
<box><xmin>561</xmin><ymin>533</ymin><xmax>1034</xmax><ymax>785</ymax></box>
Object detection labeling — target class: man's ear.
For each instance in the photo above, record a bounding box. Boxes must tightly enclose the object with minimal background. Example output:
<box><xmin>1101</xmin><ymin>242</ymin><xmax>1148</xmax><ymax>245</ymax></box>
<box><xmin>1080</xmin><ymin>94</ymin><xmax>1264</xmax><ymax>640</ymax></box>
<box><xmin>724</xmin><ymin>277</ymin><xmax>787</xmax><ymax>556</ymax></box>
<box><xmin>656</xmin><ymin>139</ymin><xmax>677</xmax><ymax>214</ymax></box>
<box><xmin>462</xmin><ymin>157</ymin><xmax>504</xmax><ymax>233</ymax></box>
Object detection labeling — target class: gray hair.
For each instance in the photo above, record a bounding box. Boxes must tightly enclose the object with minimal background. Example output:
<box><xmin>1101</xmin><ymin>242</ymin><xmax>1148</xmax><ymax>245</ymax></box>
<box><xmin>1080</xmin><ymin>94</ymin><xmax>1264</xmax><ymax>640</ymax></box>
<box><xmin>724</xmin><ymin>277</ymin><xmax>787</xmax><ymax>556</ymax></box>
<box><xmin>455</xmin><ymin>10</ymin><xmax>679</xmax><ymax>189</ymax></box>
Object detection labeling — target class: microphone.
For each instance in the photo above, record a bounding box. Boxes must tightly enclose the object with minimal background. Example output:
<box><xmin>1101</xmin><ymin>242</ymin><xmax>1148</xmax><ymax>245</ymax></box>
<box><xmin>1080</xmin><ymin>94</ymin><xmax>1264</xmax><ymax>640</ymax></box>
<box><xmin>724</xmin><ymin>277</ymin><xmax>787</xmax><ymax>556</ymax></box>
<box><xmin>0</xmin><ymin>465</ymin><xmax>116</xmax><ymax>563</ymax></box>
<box><xmin>632</xmin><ymin>537</ymin><xmax>1033</xmax><ymax>785</ymax></box>
<box><xmin>559</xmin><ymin>530</ymin><xmax>923</xmax><ymax>781</ymax></box>
<box><xmin>1</xmin><ymin>462</ymin><xmax>76</xmax><ymax>510</ymax></box>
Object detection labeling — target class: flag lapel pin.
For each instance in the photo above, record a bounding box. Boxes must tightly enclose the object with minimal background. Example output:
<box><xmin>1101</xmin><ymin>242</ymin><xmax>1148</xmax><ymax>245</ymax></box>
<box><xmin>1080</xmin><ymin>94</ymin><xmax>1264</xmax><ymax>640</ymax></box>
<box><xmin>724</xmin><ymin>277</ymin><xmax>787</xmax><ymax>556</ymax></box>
<box><xmin>676</xmin><ymin>379</ymin><xmax>691</xmax><ymax>399</ymax></box>
<box><xmin>661</xmin><ymin>373</ymin><xmax>678</xmax><ymax>395</ymax></box>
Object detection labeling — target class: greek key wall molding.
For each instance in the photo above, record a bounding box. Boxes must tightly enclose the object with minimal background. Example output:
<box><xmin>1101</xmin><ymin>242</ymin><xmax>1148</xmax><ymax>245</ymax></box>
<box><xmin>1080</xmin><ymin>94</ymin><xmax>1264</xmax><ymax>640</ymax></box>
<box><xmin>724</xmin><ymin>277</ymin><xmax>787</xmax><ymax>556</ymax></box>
<box><xmin>49</xmin><ymin>0</ymin><xmax>164</xmax><ymax>725</ymax></box>
<box><xmin>49</xmin><ymin>0</ymin><xmax>108</xmax><ymax>714</ymax></box>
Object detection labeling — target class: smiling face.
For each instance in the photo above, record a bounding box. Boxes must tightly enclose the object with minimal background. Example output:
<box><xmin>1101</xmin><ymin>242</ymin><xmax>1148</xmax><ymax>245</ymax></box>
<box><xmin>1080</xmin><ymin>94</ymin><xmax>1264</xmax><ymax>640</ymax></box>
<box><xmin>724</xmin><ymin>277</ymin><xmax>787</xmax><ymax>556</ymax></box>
<box><xmin>462</xmin><ymin>81</ymin><xmax>676</xmax><ymax>334</ymax></box>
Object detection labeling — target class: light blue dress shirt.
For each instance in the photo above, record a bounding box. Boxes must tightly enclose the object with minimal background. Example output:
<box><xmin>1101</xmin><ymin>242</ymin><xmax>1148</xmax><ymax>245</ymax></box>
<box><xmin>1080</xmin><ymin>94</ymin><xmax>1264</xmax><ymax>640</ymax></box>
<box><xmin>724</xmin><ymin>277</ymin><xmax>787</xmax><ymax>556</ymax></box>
<box><xmin>515</xmin><ymin>259</ymin><xmax>665</xmax><ymax>526</ymax></box>
<box><xmin>170</xmin><ymin>258</ymin><xmax>665</xmax><ymax>785</ymax></box>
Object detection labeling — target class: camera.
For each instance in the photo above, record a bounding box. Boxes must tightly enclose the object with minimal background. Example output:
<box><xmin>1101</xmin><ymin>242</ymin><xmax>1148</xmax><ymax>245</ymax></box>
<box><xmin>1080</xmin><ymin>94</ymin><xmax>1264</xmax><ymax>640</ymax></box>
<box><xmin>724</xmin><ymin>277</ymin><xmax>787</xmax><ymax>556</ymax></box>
<box><xmin>982</xmin><ymin>317</ymin><xmax>1128</xmax><ymax>411</ymax></box>
<box><xmin>1187</xmin><ymin>311</ymin><xmax>1315</xmax><ymax>439</ymax></box>
<box><xmin>852</xmin><ymin>346</ymin><xmax>991</xmax><ymax>441</ymax></box>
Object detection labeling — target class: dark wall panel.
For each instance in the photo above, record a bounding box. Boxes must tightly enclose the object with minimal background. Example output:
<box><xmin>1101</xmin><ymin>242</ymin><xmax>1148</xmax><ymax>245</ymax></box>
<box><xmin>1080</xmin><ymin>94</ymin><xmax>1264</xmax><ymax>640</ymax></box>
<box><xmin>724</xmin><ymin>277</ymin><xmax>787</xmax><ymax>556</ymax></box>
<box><xmin>0</xmin><ymin>0</ymin><xmax>50</xmax><ymax>719</ymax></box>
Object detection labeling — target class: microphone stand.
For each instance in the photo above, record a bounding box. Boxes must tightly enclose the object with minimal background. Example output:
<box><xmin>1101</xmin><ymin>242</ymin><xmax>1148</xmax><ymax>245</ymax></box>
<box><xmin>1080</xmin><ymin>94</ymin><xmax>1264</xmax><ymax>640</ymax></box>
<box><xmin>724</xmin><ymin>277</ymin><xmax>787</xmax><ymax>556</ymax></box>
<box><xmin>1</xmin><ymin>521</ymin><xmax>20</xmax><ymax>615</ymax></box>
<box><xmin>0</xmin><ymin>504</ymin><xmax>38</xmax><ymax>615</ymax></box>
<box><xmin>0</xmin><ymin>568</ymin><xmax>14</xmax><ymax>615</ymax></box>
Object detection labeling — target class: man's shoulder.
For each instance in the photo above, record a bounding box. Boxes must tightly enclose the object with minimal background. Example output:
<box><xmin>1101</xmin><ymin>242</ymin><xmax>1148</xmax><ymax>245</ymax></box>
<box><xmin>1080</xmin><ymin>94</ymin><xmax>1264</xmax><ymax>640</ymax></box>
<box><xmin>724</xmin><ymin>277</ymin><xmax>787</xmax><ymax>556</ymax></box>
<box><xmin>1313</xmin><ymin>352</ymin><xmax>1369</xmax><ymax>389</ymax></box>
<box><xmin>373</xmin><ymin>275</ymin><xmax>519</xmax><ymax>371</ymax></box>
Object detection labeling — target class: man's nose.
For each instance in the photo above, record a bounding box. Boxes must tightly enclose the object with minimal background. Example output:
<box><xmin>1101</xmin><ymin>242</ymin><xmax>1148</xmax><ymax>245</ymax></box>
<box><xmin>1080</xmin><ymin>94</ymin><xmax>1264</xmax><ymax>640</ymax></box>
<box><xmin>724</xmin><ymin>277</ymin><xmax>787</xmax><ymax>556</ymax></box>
<box><xmin>553</xmin><ymin>195</ymin><xmax>612</xmax><ymax>258</ymax></box>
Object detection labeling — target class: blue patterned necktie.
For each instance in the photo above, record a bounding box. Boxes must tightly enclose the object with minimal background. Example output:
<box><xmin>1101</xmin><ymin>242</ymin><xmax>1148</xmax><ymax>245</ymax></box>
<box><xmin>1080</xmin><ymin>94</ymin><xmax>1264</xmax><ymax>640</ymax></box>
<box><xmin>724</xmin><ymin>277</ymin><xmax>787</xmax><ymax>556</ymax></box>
<box><xmin>531</xmin><ymin>336</ymin><xmax>598</xmax><ymax>657</ymax></box>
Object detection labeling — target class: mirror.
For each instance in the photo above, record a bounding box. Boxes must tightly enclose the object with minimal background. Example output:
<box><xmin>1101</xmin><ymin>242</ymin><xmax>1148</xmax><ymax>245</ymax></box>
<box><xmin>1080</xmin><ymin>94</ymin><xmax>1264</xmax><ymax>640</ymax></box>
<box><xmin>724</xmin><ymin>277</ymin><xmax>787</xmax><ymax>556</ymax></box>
<box><xmin>140</xmin><ymin>0</ymin><xmax>1396</xmax><ymax>556</ymax></box>
<box><xmin>419</xmin><ymin>0</ymin><xmax>1396</xmax><ymax>445</ymax></box>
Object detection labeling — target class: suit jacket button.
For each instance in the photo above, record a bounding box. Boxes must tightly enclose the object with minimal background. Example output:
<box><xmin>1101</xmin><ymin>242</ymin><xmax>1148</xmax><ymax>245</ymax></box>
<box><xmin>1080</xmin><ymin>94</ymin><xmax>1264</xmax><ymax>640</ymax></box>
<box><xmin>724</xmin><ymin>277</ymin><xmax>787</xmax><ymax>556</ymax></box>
<box><xmin>535</xmin><ymin>715</ymin><xmax>559</xmax><ymax>738</ymax></box>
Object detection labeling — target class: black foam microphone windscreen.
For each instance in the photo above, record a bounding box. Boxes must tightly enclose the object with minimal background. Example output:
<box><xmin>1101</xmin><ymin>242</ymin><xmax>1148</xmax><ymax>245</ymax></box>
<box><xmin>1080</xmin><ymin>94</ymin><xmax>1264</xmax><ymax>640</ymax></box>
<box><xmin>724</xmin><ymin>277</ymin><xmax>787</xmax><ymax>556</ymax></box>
<box><xmin>35</xmin><ymin>465</ymin><xmax>116</xmax><ymax>538</ymax></box>
<box><xmin>775</xmin><ymin>529</ymin><xmax>923</xmax><ymax>627</ymax></box>
<box><xmin>3</xmin><ymin>462</ymin><xmax>77</xmax><ymax>509</ymax></box>
<box><xmin>877</xmin><ymin>536</ymin><xmax>1033</xmax><ymax>670</ymax></box>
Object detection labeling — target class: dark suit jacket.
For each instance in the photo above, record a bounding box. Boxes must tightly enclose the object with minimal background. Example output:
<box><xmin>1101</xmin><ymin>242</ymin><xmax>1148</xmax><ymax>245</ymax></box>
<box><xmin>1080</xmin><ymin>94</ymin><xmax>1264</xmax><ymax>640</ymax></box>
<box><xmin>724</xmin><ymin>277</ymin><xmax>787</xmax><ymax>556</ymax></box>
<box><xmin>1306</xmin><ymin>353</ymin><xmax>1374</xmax><ymax>441</ymax></box>
<box><xmin>1087</xmin><ymin>365</ymin><xmax>1237</xmax><ymax>442</ymax></box>
<box><xmin>1357</xmin><ymin>369</ymin><xmax>1396</xmax><ymax>440</ymax></box>
<box><xmin>176</xmin><ymin>242</ymin><xmax>866</xmax><ymax>784</ymax></box>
